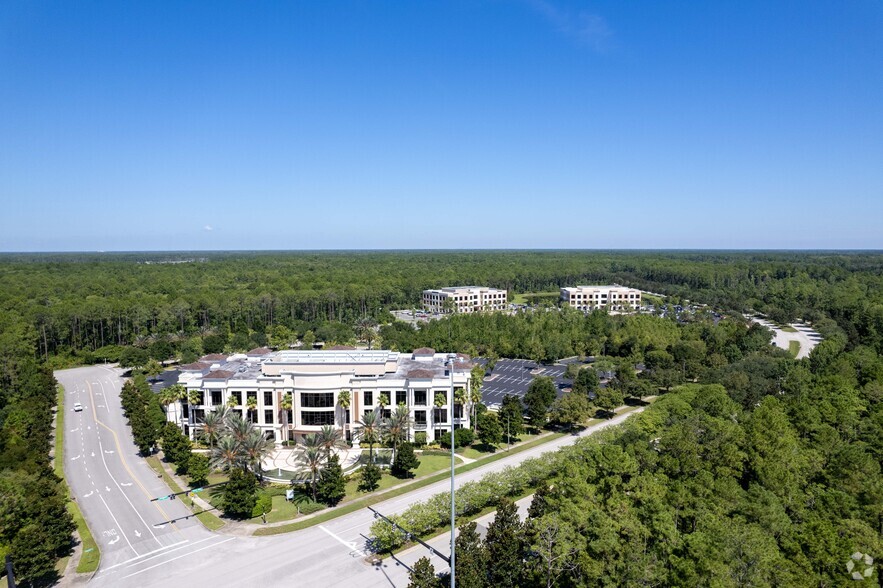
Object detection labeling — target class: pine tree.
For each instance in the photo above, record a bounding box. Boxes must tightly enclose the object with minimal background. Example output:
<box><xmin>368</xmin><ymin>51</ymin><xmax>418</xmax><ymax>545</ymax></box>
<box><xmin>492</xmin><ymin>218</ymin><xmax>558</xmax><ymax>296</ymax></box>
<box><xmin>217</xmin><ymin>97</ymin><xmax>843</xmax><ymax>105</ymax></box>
<box><xmin>220</xmin><ymin>467</ymin><xmax>257</xmax><ymax>519</ymax></box>
<box><xmin>485</xmin><ymin>498</ymin><xmax>524</xmax><ymax>588</ymax></box>
<box><xmin>454</xmin><ymin>521</ymin><xmax>487</xmax><ymax>588</ymax></box>
<box><xmin>187</xmin><ymin>453</ymin><xmax>210</xmax><ymax>487</ymax></box>
<box><xmin>391</xmin><ymin>442</ymin><xmax>421</xmax><ymax>478</ymax></box>
<box><xmin>359</xmin><ymin>462</ymin><xmax>382</xmax><ymax>492</ymax></box>
<box><xmin>408</xmin><ymin>557</ymin><xmax>440</xmax><ymax>588</ymax></box>
<box><xmin>316</xmin><ymin>454</ymin><xmax>346</xmax><ymax>506</ymax></box>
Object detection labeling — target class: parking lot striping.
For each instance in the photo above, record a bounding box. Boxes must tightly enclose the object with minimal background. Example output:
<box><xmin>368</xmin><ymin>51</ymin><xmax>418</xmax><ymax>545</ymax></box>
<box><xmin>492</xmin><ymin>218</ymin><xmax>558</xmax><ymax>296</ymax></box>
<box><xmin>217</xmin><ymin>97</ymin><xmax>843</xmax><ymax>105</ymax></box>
<box><xmin>98</xmin><ymin>538</ymin><xmax>194</xmax><ymax>572</ymax></box>
<box><xmin>119</xmin><ymin>537</ymin><xmax>236</xmax><ymax>580</ymax></box>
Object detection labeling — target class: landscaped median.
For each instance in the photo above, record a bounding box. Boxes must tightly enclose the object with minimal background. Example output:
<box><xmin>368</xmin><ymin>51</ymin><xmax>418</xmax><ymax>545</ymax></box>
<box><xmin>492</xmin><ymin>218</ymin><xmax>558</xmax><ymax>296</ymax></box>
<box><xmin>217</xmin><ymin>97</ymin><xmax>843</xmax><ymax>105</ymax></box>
<box><xmin>252</xmin><ymin>430</ymin><xmax>568</xmax><ymax>536</ymax></box>
<box><xmin>54</xmin><ymin>385</ymin><xmax>100</xmax><ymax>574</ymax></box>
<box><xmin>144</xmin><ymin>456</ymin><xmax>226</xmax><ymax>531</ymax></box>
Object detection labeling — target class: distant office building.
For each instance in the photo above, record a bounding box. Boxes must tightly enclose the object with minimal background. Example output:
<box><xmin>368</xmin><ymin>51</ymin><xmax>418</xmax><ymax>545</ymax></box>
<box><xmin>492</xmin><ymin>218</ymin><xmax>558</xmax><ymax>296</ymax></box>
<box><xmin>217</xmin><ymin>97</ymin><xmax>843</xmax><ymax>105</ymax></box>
<box><xmin>171</xmin><ymin>349</ymin><xmax>473</xmax><ymax>444</ymax></box>
<box><xmin>560</xmin><ymin>285</ymin><xmax>641</xmax><ymax>311</ymax></box>
<box><xmin>422</xmin><ymin>286</ymin><xmax>507</xmax><ymax>314</ymax></box>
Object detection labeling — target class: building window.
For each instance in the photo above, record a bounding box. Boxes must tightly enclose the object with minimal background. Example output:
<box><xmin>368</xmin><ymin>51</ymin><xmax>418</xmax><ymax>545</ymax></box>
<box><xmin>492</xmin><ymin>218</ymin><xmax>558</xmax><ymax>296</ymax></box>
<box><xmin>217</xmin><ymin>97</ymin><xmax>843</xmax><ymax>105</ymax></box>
<box><xmin>395</xmin><ymin>390</ymin><xmax>407</xmax><ymax>406</ymax></box>
<box><xmin>264</xmin><ymin>391</ymin><xmax>273</xmax><ymax>406</ymax></box>
<box><xmin>301</xmin><ymin>411</ymin><xmax>335</xmax><ymax>426</ymax></box>
<box><xmin>247</xmin><ymin>391</ymin><xmax>257</xmax><ymax>404</ymax></box>
<box><xmin>212</xmin><ymin>390</ymin><xmax>222</xmax><ymax>405</ymax></box>
<box><xmin>301</xmin><ymin>393</ymin><xmax>335</xmax><ymax>408</ymax></box>
<box><xmin>414</xmin><ymin>410</ymin><xmax>426</xmax><ymax>425</ymax></box>
<box><xmin>454</xmin><ymin>404</ymin><xmax>463</xmax><ymax>419</ymax></box>
<box><xmin>414</xmin><ymin>390</ymin><xmax>427</xmax><ymax>406</ymax></box>
<box><xmin>264</xmin><ymin>409</ymin><xmax>274</xmax><ymax>424</ymax></box>
<box><xmin>433</xmin><ymin>408</ymin><xmax>448</xmax><ymax>423</ymax></box>
<box><xmin>364</xmin><ymin>391</ymin><xmax>374</xmax><ymax>406</ymax></box>
<box><xmin>230</xmin><ymin>391</ymin><xmax>242</xmax><ymax>405</ymax></box>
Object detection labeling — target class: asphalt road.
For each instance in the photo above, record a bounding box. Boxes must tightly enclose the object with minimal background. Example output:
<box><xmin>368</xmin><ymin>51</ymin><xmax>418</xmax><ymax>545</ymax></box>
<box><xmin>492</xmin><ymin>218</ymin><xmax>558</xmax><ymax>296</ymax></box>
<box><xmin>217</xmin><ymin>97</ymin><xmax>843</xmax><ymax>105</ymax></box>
<box><xmin>57</xmin><ymin>366</ymin><xmax>642</xmax><ymax>588</ymax></box>
<box><xmin>55</xmin><ymin>366</ymin><xmax>219</xmax><ymax>584</ymax></box>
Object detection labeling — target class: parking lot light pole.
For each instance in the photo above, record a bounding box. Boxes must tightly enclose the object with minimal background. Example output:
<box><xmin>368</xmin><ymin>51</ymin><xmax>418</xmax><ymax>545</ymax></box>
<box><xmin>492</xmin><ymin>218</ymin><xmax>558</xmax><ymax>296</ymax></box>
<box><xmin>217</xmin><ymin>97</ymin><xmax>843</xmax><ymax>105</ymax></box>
<box><xmin>447</xmin><ymin>353</ymin><xmax>457</xmax><ymax>588</ymax></box>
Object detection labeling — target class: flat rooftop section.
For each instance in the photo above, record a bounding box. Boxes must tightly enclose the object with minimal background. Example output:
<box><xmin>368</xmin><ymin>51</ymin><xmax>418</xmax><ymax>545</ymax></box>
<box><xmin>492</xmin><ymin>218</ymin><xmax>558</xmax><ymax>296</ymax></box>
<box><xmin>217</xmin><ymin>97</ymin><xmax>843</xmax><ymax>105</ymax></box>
<box><xmin>267</xmin><ymin>350</ymin><xmax>398</xmax><ymax>364</ymax></box>
<box><xmin>562</xmin><ymin>284</ymin><xmax>632</xmax><ymax>290</ymax></box>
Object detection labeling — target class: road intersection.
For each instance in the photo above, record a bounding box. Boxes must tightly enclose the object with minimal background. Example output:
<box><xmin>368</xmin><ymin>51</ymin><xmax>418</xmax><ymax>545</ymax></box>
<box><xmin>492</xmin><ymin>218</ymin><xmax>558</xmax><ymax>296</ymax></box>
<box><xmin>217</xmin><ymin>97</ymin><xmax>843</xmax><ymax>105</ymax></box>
<box><xmin>57</xmin><ymin>366</ymin><xmax>642</xmax><ymax>587</ymax></box>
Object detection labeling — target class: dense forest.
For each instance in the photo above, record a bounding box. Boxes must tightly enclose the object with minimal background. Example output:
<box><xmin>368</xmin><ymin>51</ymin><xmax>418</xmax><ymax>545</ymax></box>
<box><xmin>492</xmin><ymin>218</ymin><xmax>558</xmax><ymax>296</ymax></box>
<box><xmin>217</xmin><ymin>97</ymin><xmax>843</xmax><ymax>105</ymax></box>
<box><xmin>1</xmin><ymin>251</ymin><xmax>881</xmax><ymax>367</ymax></box>
<box><xmin>1</xmin><ymin>250</ymin><xmax>882</xmax><ymax>584</ymax></box>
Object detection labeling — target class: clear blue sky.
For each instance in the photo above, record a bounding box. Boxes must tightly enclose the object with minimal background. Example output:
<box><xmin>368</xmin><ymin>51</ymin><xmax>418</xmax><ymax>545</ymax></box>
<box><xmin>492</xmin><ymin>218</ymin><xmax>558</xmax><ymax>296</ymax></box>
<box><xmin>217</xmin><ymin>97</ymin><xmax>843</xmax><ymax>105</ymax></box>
<box><xmin>1</xmin><ymin>1</ymin><xmax>881</xmax><ymax>251</ymax></box>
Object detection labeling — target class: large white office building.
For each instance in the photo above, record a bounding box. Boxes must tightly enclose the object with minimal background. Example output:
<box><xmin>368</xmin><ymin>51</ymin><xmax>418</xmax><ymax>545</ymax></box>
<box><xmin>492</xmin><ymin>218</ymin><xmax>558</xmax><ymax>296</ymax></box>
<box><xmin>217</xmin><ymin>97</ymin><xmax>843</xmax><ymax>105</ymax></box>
<box><xmin>170</xmin><ymin>348</ymin><xmax>473</xmax><ymax>445</ymax></box>
<box><xmin>560</xmin><ymin>285</ymin><xmax>642</xmax><ymax>311</ymax></box>
<box><xmin>422</xmin><ymin>286</ymin><xmax>507</xmax><ymax>314</ymax></box>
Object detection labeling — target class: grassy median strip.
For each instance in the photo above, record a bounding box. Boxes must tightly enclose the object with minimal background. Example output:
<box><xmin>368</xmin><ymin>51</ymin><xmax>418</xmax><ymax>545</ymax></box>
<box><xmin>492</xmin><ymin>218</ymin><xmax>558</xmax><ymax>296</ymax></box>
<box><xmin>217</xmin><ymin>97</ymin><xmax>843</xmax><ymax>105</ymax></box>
<box><xmin>254</xmin><ymin>430</ymin><xmax>567</xmax><ymax>536</ymax></box>
<box><xmin>145</xmin><ymin>456</ymin><xmax>226</xmax><ymax>531</ymax></box>
<box><xmin>55</xmin><ymin>385</ymin><xmax>101</xmax><ymax>574</ymax></box>
<box><xmin>788</xmin><ymin>340</ymin><xmax>801</xmax><ymax>358</ymax></box>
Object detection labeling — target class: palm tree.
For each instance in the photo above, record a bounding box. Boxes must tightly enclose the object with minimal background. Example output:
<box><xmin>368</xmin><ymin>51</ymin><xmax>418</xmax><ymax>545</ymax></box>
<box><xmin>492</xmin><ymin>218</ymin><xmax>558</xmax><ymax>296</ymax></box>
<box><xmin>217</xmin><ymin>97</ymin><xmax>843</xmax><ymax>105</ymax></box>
<box><xmin>296</xmin><ymin>446</ymin><xmax>326</xmax><ymax>502</ymax></box>
<box><xmin>356</xmin><ymin>410</ymin><xmax>382</xmax><ymax>462</ymax></box>
<box><xmin>377</xmin><ymin>393</ymin><xmax>390</xmax><ymax>417</ymax></box>
<box><xmin>280</xmin><ymin>392</ymin><xmax>293</xmax><ymax>442</ymax></box>
<box><xmin>242</xmin><ymin>430</ymin><xmax>273</xmax><ymax>481</ymax></box>
<box><xmin>211</xmin><ymin>435</ymin><xmax>240</xmax><ymax>472</ymax></box>
<box><xmin>200</xmin><ymin>409</ymin><xmax>227</xmax><ymax>454</ymax></box>
<box><xmin>317</xmin><ymin>425</ymin><xmax>346</xmax><ymax>460</ymax></box>
<box><xmin>246</xmin><ymin>395</ymin><xmax>258</xmax><ymax>423</ymax></box>
<box><xmin>385</xmin><ymin>404</ymin><xmax>412</xmax><ymax>462</ymax></box>
<box><xmin>469</xmin><ymin>365</ymin><xmax>484</xmax><ymax>432</ymax></box>
<box><xmin>159</xmin><ymin>384</ymin><xmax>187</xmax><ymax>426</ymax></box>
<box><xmin>226</xmin><ymin>412</ymin><xmax>252</xmax><ymax>447</ymax></box>
<box><xmin>337</xmin><ymin>390</ymin><xmax>351</xmax><ymax>437</ymax></box>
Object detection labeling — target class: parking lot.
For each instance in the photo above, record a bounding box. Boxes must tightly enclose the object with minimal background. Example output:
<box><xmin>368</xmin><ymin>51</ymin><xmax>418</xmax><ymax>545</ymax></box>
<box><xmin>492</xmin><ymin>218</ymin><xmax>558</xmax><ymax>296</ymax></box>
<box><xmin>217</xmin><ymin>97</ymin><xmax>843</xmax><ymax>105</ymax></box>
<box><xmin>481</xmin><ymin>358</ymin><xmax>571</xmax><ymax>408</ymax></box>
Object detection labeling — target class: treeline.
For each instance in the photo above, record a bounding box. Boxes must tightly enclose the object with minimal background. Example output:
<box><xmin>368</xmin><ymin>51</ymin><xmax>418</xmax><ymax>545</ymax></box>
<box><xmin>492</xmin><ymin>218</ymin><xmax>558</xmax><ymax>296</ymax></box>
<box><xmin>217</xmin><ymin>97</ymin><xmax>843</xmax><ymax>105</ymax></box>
<box><xmin>378</xmin><ymin>344</ymin><xmax>883</xmax><ymax>585</ymax></box>
<box><xmin>0</xmin><ymin>311</ymin><xmax>75</xmax><ymax>584</ymax></box>
<box><xmin>2</xmin><ymin>251</ymin><xmax>882</xmax><ymax>366</ymax></box>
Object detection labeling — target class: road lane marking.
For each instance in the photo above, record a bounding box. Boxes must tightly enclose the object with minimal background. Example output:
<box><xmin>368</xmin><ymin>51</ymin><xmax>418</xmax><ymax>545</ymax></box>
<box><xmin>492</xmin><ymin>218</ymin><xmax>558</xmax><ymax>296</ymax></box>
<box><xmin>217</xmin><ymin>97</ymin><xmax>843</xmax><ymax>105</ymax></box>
<box><xmin>98</xmin><ymin>539</ymin><xmax>190</xmax><ymax>572</ymax></box>
<box><xmin>134</xmin><ymin>530</ymin><xmax>141</xmax><ymax>538</ymax></box>
<box><xmin>87</xmin><ymin>381</ymin><xmax>166</xmax><ymax>545</ymax></box>
<box><xmin>119</xmin><ymin>538</ymin><xmax>236</xmax><ymax>579</ymax></box>
<box><xmin>120</xmin><ymin>482</ymin><xmax>133</xmax><ymax>487</ymax></box>
<box><xmin>97</xmin><ymin>492</ymin><xmax>138</xmax><ymax>556</ymax></box>
<box><xmin>319</xmin><ymin>524</ymin><xmax>366</xmax><ymax>557</ymax></box>
<box><xmin>108</xmin><ymin>536</ymin><xmax>120</xmax><ymax>545</ymax></box>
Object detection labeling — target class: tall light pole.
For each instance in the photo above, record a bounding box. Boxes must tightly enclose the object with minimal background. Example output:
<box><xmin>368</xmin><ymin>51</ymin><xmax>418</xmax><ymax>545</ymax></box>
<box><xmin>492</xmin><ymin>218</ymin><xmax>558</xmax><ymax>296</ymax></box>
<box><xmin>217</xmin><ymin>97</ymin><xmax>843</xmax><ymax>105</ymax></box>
<box><xmin>447</xmin><ymin>353</ymin><xmax>457</xmax><ymax>588</ymax></box>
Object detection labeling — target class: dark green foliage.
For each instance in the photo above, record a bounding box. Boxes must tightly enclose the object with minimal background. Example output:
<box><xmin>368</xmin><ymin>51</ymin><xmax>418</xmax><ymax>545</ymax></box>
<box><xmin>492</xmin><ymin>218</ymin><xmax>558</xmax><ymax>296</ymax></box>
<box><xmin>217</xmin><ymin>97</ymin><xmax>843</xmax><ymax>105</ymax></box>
<box><xmin>498</xmin><ymin>394</ymin><xmax>524</xmax><ymax>441</ymax></box>
<box><xmin>476</xmin><ymin>412</ymin><xmax>502</xmax><ymax>447</ymax></box>
<box><xmin>121</xmin><ymin>377</ymin><xmax>164</xmax><ymax>455</ymax></box>
<box><xmin>220</xmin><ymin>467</ymin><xmax>258</xmax><ymax>519</ymax></box>
<box><xmin>571</xmin><ymin>367</ymin><xmax>599</xmax><ymax>397</ymax></box>
<box><xmin>118</xmin><ymin>346</ymin><xmax>149</xmax><ymax>369</ymax></box>
<box><xmin>251</xmin><ymin>491</ymin><xmax>272</xmax><ymax>518</ymax></box>
<box><xmin>438</xmin><ymin>427</ymin><xmax>474</xmax><ymax>449</ymax></box>
<box><xmin>391</xmin><ymin>442</ymin><xmax>420</xmax><ymax>478</ymax></box>
<box><xmin>161</xmin><ymin>421</ymin><xmax>191</xmax><ymax>471</ymax></box>
<box><xmin>593</xmin><ymin>384</ymin><xmax>624</xmax><ymax>416</ymax></box>
<box><xmin>358</xmin><ymin>462</ymin><xmax>381</xmax><ymax>492</ymax></box>
<box><xmin>413</xmin><ymin>431</ymin><xmax>427</xmax><ymax>447</ymax></box>
<box><xmin>187</xmin><ymin>453</ymin><xmax>210</xmax><ymax>487</ymax></box>
<box><xmin>408</xmin><ymin>557</ymin><xmax>441</xmax><ymax>588</ymax></box>
<box><xmin>550</xmin><ymin>391</ymin><xmax>592</xmax><ymax>430</ymax></box>
<box><xmin>454</xmin><ymin>521</ymin><xmax>487</xmax><ymax>588</ymax></box>
<box><xmin>316</xmin><ymin>454</ymin><xmax>346</xmax><ymax>506</ymax></box>
<box><xmin>524</xmin><ymin>376</ymin><xmax>556</xmax><ymax>427</ymax></box>
<box><xmin>485</xmin><ymin>498</ymin><xmax>524</xmax><ymax>588</ymax></box>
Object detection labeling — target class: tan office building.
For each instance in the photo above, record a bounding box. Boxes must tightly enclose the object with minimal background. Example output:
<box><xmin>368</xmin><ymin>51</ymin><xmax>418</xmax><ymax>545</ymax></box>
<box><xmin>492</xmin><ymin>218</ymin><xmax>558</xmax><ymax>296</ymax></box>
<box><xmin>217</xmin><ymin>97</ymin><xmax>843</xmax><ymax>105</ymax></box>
<box><xmin>422</xmin><ymin>286</ymin><xmax>507</xmax><ymax>314</ymax></box>
<box><xmin>560</xmin><ymin>285</ymin><xmax>641</xmax><ymax>311</ymax></box>
<box><xmin>171</xmin><ymin>348</ymin><xmax>473</xmax><ymax>445</ymax></box>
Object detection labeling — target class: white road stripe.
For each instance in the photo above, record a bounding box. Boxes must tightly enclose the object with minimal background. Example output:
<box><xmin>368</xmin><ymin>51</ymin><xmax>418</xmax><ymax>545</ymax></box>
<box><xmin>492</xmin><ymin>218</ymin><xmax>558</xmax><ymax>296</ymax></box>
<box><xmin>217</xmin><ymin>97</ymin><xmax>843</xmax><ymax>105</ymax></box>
<box><xmin>319</xmin><ymin>524</ymin><xmax>366</xmax><ymax>557</ymax></box>
<box><xmin>119</xmin><ymin>538</ymin><xmax>236</xmax><ymax>579</ymax></box>
<box><xmin>97</xmin><ymin>492</ymin><xmax>139</xmax><ymax>556</ymax></box>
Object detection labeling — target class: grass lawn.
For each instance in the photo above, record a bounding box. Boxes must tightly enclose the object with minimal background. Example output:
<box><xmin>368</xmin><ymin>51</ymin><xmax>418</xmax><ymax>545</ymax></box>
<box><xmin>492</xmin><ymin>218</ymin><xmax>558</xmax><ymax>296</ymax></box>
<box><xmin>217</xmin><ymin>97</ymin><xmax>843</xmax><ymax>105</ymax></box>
<box><xmin>780</xmin><ymin>324</ymin><xmax>799</xmax><ymax>333</ymax></box>
<box><xmin>456</xmin><ymin>431</ymin><xmax>543</xmax><ymax>459</ymax></box>
<box><xmin>55</xmin><ymin>385</ymin><xmax>100</xmax><ymax>574</ymax></box>
<box><xmin>788</xmin><ymin>340</ymin><xmax>801</xmax><ymax>358</ymax></box>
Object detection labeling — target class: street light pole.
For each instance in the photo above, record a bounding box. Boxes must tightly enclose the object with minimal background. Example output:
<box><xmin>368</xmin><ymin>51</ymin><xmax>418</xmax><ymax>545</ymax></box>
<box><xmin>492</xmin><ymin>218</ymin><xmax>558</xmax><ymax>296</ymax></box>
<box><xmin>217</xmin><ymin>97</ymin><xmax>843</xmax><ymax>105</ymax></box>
<box><xmin>448</xmin><ymin>354</ymin><xmax>456</xmax><ymax>588</ymax></box>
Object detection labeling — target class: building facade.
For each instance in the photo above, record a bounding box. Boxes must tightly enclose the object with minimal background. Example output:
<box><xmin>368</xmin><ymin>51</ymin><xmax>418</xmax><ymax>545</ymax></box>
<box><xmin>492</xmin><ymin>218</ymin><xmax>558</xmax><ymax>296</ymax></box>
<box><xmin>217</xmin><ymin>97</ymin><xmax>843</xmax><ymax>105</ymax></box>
<box><xmin>170</xmin><ymin>348</ymin><xmax>473</xmax><ymax>445</ymax></box>
<box><xmin>422</xmin><ymin>286</ymin><xmax>507</xmax><ymax>314</ymax></box>
<box><xmin>560</xmin><ymin>285</ymin><xmax>642</xmax><ymax>311</ymax></box>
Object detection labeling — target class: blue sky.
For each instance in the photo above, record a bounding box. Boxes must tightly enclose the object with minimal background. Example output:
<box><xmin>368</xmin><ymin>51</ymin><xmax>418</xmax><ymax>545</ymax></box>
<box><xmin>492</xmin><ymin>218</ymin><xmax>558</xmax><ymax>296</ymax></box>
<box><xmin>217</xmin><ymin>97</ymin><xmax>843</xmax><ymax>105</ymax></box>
<box><xmin>1</xmin><ymin>1</ymin><xmax>881</xmax><ymax>251</ymax></box>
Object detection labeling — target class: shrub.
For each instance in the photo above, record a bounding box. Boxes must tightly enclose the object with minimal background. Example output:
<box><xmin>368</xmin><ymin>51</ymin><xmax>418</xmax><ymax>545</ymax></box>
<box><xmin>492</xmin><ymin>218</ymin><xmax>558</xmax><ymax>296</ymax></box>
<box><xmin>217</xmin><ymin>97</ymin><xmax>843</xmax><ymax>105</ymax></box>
<box><xmin>299</xmin><ymin>501</ymin><xmax>325</xmax><ymax>515</ymax></box>
<box><xmin>414</xmin><ymin>431</ymin><xmax>427</xmax><ymax>447</ymax></box>
<box><xmin>438</xmin><ymin>427</ymin><xmax>474</xmax><ymax>449</ymax></box>
<box><xmin>359</xmin><ymin>463</ymin><xmax>382</xmax><ymax>492</ymax></box>
<box><xmin>391</xmin><ymin>443</ymin><xmax>421</xmax><ymax>478</ymax></box>
<box><xmin>251</xmin><ymin>492</ymin><xmax>272</xmax><ymax>518</ymax></box>
<box><xmin>220</xmin><ymin>468</ymin><xmax>258</xmax><ymax>519</ymax></box>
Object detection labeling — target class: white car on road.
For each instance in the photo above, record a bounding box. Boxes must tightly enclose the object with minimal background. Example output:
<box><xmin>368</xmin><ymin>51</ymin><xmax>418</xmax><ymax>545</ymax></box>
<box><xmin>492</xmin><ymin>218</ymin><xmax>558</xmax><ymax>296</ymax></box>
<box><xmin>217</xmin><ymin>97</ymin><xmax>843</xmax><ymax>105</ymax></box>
<box><xmin>73</xmin><ymin>402</ymin><xmax>83</xmax><ymax>412</ymax></box>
